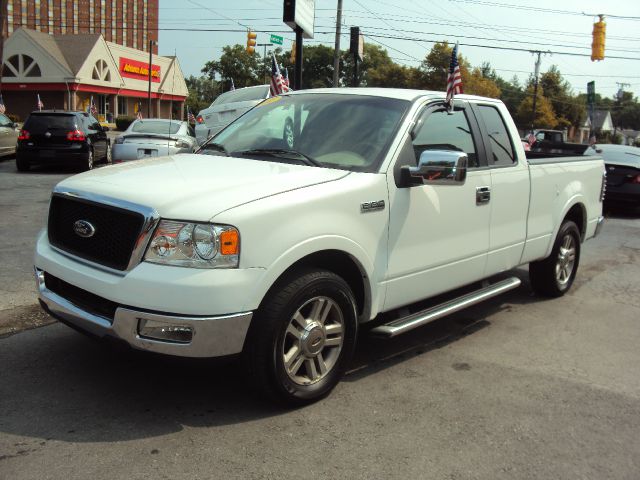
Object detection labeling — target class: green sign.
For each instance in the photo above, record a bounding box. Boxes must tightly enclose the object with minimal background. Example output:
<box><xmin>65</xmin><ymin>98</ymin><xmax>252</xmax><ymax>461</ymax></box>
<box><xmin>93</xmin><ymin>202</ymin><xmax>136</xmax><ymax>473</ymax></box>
<box><xmin>270</xmin><ymin>34</ymin><xmax>283</xmax><ymax>45</ymax></box>
<box><xmin>587</xmin><ymin>81</ymin><xmax>595</xmax><ymax>105</ymax></box>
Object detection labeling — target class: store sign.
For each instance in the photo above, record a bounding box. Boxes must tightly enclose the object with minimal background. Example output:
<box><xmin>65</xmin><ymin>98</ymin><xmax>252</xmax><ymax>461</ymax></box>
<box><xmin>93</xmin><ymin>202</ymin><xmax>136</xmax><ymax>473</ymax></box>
<box><xmin>119</xmin><ymin>57</ymin><xmax>161</xmax><ymax>82</ymax></box>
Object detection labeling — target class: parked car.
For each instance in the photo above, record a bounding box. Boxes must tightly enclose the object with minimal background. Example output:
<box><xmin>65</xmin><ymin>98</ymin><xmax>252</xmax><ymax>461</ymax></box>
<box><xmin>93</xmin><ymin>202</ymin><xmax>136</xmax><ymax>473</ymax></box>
<box><xmin>15</xmin><ymin>110</ymin><xmax>110</xmax><ymax>172</ymax></box>
<box><xmin>0</xmin><ymin>112</ymin><xmax>19</xmax><ymax>158</ymax></box>
<box><xmin>585</xmin><ymin>143</ymin><xmax>640</xmax><ymax>207</ymax></box>
<box><xmin>195</xmin><ymin>85</ymin><xmax>270</xmax><ymax>145</ymax></box>
<box><xmin>112</xmin><ymin>119</ymin><xmax>196</xmax><ymax>162</ymax></box>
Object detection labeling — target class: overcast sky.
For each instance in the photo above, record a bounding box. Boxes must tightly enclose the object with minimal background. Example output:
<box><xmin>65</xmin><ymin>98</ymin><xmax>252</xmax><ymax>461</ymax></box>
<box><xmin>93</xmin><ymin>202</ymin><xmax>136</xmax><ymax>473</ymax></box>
<box><xmin>158</xmin><ymin>0</ymin><xmax>640</xmax><ymax>101</ymax></box>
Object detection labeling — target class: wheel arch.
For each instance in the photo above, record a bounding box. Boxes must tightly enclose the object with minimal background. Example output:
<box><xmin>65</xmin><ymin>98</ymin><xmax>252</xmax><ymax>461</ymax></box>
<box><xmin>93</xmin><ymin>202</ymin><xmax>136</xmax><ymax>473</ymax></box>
<box><xmin>543</xmin><ymin>199</ymin><xmax>586</xmax><ymax>259</ymax></box>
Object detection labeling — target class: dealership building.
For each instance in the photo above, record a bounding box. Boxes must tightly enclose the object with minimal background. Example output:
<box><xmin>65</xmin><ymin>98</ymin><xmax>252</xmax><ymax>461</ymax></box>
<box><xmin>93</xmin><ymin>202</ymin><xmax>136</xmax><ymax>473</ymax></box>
<box><xmin>1</xmin><ymin>27</ymin><xmax>187</xmax><ymax>122</ymax></box>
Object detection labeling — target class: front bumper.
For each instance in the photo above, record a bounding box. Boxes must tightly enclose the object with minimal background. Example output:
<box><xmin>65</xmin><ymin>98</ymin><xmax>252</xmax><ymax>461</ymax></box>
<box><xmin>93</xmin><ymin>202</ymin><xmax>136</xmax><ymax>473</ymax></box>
<box><xmin>36</xmin><ymin>268</ymin><xmax>253</xmax><ymax>357</ymax></box>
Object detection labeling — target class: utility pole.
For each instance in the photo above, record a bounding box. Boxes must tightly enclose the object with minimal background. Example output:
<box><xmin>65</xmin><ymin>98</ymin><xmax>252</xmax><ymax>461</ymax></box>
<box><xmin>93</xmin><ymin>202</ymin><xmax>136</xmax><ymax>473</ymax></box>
<box><xmin>332</xmin><ymin>0</ymin><xmax>343</xmax><ymax>87</ymax></box>
<box><xmin>530</xmin><ymin>50</ymin><xmax>542</xmax><ymax>133</ymax></box>
<box><xmin>613</xmin><ymin>82</ymin><xmax>630</xmax><ymax>136</ymax></box>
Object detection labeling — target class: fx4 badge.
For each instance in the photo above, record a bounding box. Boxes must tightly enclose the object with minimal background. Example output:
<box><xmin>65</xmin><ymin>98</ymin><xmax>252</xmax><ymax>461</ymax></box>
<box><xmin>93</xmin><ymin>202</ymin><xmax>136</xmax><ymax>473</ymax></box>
<box><xmin>361</xmin><ymin>200</ymin><xmax>385</xmax><ymax>213</ymax></box>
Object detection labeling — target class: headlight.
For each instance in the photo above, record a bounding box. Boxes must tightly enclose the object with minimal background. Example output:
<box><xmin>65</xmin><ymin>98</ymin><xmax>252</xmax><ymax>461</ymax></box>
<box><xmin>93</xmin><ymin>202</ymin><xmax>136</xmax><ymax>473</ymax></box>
<box><xmin>114</xmin><ymin>137</ymin><xmax>125</xmax><ymax>144</ymax></box>
<box><xmin>144</xmin><ymin>220</ymin><xmax>239</xmax><ymax>268</ymax></box>
<box><xmin>175</xmin><ymin>140</ymin><xmax>190</xmax><ymax>149</ymax></box>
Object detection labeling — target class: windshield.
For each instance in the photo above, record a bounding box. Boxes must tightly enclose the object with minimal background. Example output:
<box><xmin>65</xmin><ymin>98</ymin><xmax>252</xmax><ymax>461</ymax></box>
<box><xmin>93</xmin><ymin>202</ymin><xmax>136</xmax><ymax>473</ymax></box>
<box><xmin>131</xmin><ymin>120</ymin><xmax>181</xmax><ymax>134</ymax></box>
<box><xmin>24</xmin><ymin>114</ymin><xmax>77</xmax><ymax>132</ymax></box>
<box><xmin>211</xmin><ymin>86</ymin><xmax>270</xmax><ymax>106</ymax></box>
<box><xmin>200</xmin><ymin>93</ymin><xmax>410</xmax><ymax>172</ymax></box>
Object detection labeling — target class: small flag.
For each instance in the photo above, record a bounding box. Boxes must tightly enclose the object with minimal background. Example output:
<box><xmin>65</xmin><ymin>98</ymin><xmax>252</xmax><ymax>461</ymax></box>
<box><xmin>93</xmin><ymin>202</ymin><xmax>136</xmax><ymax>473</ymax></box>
<box><xmin>0</xmin><ymin>94</ymin><xmax>5</xmax><ymax>114</ymax></box>
<box><xmin>589</xmin><ymin>134</ymin><xmax>597</xmax><ymax>146</ymax></box>
<box><xmin>445</xmin><ymin>42</ymin><xmax>463</xmax><ymax>107</ymax></box>
<box><xmin>270</xmin><ymin>54</ymin><xmax>289</xmax><ymax>96</ymax></box>
<box><xmin>37</xmin><ymin>94</ymin><xmax>44</xmax><ymax>111</ymax></box>
<box><xmin>89</xmin><ymin>96</ymin><xmax>98</xmax><ymax>116</ymax></box>
<box><xmin>187</xmin><ymin>107</ymin><xmax>195</xmax><ymax>124</ymax></box>
<box><xmin>136</xmin><ymin>101</ymin><xmax>143</xmax><ymax>120</ymax></box>
<box><xmin>230</xmin><ymin>78</ymin><xmax>235</xmax><ymax>91</ymax></box>
<box><xmin>284</xmin><ymin>68</ymin><xmax>290</xmax><ymax>88</ymax></box>
<box><xmin>527</xmin><ymin>132</ymin><xmax>536</xmax><ymax>146</ymax></box>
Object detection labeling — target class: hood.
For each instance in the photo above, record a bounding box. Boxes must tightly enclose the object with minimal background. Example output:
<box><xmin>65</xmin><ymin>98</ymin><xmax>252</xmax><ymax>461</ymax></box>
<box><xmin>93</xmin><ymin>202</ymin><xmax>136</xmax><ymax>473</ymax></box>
<box><xmin>56</xmin><ymin>154</ymin><xmax>350</xmax><ymax>221</ymax></box>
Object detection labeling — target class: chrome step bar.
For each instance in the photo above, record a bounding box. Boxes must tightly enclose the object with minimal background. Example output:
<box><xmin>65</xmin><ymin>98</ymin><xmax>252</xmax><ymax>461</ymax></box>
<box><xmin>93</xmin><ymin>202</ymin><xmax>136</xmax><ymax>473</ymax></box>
<box><xmin>370</xmin><ymin>277</ymin><xmax>521</xmax><ymax>338</ymax></box>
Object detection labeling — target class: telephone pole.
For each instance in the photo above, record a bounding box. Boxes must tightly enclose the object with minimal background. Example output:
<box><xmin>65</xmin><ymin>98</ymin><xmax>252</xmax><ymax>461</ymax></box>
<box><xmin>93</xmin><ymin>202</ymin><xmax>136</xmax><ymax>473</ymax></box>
<box><xmin>332</xmin><ymin>0</ymin><xmax>343</xmax><ymax>87</ymax></box>
<box><xmin>530</xmin><ymin>51</ymin><xmax>542</xmax><ymax>133</ymax></box>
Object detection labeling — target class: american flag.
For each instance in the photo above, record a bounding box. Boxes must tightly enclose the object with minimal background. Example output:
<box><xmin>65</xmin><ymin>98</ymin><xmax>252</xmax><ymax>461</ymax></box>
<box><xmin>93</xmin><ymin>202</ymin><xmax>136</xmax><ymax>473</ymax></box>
<box><xmin>284</xmin><ymin>68</ymin><xmax>290</xmax><ymax>89</ymax></box>
<box><xmin>270</xmin><ymin>54</ymin><xmax>289</xmax><ymax>96</ymax></box>
<box><xmin>37</xmin><ymin>94</ymin><xmax>44</xmax><ymax>111</ymax></box>
<box><xmin>0</xmin><ymin>94</ymin><xmax>5</xmax><ymax>114</ymax></box>
<box><xmin>527</xmin><ymin>132</ymin><xmax>536</xmax><ymax>146</ymax></box>
<box><xmin>230</xmin><ymin>78</ymin><xmax>235</xmax><ymax>91</ymax></box>
<box><xmin>445</xmin><ymin>42</ymin><xmax>463</xmax><ymax>105</ymax></box>
<box><xmin>187</xmin><ymin>107</ymin><xmax>195</xmax><ymax>123</ymax></box>
<box><xmin>136</xmin><ymin>102</ymin><xmax>143</xmax><ymax>120</ymax></box>
<box><xmin>89</xmin><ymin>96</ymin><xmax>98</xmax><ymax>116</ymax></box>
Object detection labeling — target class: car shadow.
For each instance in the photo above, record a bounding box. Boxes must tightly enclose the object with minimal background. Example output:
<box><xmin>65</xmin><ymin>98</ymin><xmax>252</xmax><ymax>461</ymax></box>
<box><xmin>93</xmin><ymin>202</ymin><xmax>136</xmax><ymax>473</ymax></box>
<box><xmin>0</xmin><ymin>270</ymin><xmax>540</xmax><ymax>444</ymax></box>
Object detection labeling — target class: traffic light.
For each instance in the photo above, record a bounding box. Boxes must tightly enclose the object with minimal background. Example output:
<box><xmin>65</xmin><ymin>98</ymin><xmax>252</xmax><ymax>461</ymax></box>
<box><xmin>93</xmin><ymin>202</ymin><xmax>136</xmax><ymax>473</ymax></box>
<box><xmin>591</xmin><ymin>15</ymin><xmax>606</xmax><ymax>61</ymax></box>
<box><xmin>246</xmin><ymin>30</ymin><xmax>257</xmax><ymax>55</ymax></box>
<box><xmin>290</xmin><ymin>41</ymin><xmax>296</xmax><ymax>64</ymax></box>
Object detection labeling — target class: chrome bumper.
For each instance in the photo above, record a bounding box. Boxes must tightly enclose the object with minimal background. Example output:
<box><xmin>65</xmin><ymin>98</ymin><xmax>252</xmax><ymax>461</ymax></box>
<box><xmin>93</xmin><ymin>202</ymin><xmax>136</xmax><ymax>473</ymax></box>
<box><xmin>36</xmin><ymin>268</ymin><xmax>252</xmax><ymax>358</ymax></box>
<box><xmin>594</xmin><ymin>215</ymin><xmax>605</xmax><ymax>238</ymax></box>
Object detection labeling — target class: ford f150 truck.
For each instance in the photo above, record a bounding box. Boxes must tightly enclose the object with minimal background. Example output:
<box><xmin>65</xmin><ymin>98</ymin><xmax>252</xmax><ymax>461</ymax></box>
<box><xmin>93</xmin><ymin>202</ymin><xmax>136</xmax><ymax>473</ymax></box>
<box><xmin>35</xmin><ymin>89</ymin><xmax>606</xmax><ymax>405</ymax></box>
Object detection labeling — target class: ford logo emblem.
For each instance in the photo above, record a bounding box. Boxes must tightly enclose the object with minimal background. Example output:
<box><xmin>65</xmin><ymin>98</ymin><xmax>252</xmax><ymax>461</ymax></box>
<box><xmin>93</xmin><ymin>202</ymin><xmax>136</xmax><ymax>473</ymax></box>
<box><xmin>73</xmin><ymin>220</ymin><xmax>96</xmax><ymax>238</ymax></box>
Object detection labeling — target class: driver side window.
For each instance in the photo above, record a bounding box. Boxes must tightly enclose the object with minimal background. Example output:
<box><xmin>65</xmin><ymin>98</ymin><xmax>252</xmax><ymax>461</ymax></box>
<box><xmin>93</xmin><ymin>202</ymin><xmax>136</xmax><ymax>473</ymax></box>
<box><xmin>412</xmin><ymin>108</ymin><xmax>478</xmax><ymax>168</ymax></box>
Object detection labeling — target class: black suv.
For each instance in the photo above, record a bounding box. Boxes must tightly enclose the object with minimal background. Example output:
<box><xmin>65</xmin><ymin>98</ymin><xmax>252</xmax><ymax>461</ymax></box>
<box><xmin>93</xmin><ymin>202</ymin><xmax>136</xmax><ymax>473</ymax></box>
<box><xmin>16</xmin><ymin>110</ymin><xmax>111</xmax><ymax>172</ymax></box>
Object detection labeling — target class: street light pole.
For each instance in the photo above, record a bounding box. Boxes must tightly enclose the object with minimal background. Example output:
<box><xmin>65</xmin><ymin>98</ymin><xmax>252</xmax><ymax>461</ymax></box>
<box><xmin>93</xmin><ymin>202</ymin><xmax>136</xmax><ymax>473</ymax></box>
<box><xmin>147</xmin><ymin>40</ymin><xmax>157</xmax><ymax>118</ymax></box>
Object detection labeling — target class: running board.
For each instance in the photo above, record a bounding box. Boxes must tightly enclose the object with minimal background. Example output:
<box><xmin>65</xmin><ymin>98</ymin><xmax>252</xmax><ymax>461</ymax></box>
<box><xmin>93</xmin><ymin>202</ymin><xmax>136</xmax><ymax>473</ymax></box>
<box><xmin>370</xmin><ymin>277</ymin><xmax>521</xmax><ymax>338</ymax></box>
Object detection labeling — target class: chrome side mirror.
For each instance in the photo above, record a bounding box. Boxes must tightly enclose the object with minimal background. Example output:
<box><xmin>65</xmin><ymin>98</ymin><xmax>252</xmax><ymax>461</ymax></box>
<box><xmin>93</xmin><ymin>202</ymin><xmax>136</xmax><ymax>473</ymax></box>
<box><xmin>400</xmin><ymin>150</ymin><xmax>467</xmax><ymax>187</ymax></box>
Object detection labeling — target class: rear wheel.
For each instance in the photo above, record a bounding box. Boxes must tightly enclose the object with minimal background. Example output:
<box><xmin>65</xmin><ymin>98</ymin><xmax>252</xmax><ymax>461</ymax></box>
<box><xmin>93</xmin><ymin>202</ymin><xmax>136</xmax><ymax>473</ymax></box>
<box><xmin>81</xmin><ymin>148</ymin><xmax>94</xmax><ymax>172</ymax></box>
<box><xmin>529</xmin><ymin>220</ymin><xmax>581</xmax><ymax>297</ymax></box>
<box><xmin>103</xmin><ymin>143</ymin><xmax>112</xmax><ymax>165</ymax></box>
<box><xmin>16</xmin><ymin>156</ymin><xmax>30</xmax><ymax>172</ymax></box>
<box><xmin>244</xmin><ymin>269</ymin><xmax>358</xmax><ymax>406</ymax></box>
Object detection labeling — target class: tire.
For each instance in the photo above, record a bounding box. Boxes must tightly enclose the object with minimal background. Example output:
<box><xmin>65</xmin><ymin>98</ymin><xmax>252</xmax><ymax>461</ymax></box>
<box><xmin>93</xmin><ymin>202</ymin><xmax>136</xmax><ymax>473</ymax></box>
<box><xmin>81</xmin><ymin>148</ymin><xmax>94</xmax><ymax>172</ymax></box>
<box><xmin>243</xmin><ymin>269</ymin><xmax>358</xmax><ymax>406</ymax></box>
<box><xmin>16</xmin><ymin>156</ymin><xmax>30</xmax><ymax>172</ymax></box>
<box><xmin>103</xmin><ymin>143</ymin><xmax>112</xmax><ymax>165</ymax></box>
<box><xmin>529</xmin><ymin>220</ymin><xmax>581</xmax><ymax>297</ymax></box>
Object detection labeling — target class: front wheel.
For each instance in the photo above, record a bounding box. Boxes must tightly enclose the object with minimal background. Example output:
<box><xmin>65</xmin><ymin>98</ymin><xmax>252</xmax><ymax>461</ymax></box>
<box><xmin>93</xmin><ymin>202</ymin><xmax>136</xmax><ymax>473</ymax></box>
<box><xmin>529</xmin><ymin>220</ymin><xmax>581</xmax><ymax>297</ymax></box>
<box><xmin>103</xmin><ymin>143</ymin><xmax>112</xmax><ymax>165</ymax></box>
<box><xmin>243</xmin><ymin>269</ymin><xmax>358</xmax><ymax>406</ymax></box>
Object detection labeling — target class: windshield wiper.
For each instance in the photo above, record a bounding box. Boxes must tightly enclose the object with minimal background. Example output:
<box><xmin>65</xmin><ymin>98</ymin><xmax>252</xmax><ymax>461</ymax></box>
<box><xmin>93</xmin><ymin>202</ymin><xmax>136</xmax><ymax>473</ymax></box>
<box><xmin>234</xmin><ymin>149</ymin><xmax>322</xmax><ymax>167</ymax></box>
<box><xmin>198</xmin><ymin>142</ymin><xmax>229</xmax><ymax>156</ymax></box>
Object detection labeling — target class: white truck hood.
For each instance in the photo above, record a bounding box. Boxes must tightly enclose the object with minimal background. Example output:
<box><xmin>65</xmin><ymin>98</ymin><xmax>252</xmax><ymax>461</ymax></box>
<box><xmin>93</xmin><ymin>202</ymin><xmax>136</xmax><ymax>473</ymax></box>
<box><xmin>55</xmin><ymin>154</ymin><xmax>350</xmax><ymax>220</ymax></box>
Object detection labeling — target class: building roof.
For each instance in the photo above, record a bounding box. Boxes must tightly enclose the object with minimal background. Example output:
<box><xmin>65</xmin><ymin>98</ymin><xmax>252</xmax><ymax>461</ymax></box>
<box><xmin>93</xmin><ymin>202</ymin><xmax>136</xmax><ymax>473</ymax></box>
<box><xmin>55</xmin><ymin>33</ymin><xmax>102</xmax><ymax>75</ymax></box>
<box><xmin>591</xmin><ymin>110</ymin><xmax>612</xmax><ymax>130</ymax></box>
<box><xmin>20</xmin><ymin>27</ymin><xmax>71</xmax><ymax>72</ymax></box>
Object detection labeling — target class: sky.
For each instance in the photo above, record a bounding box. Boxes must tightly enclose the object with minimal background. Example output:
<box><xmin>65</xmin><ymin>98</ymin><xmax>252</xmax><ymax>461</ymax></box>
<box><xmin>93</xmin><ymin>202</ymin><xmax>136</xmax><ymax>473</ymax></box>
<box><xmin>157</xmin><ymin>0</ymin><xmax>640</xmax><ymax>101</ymax></box>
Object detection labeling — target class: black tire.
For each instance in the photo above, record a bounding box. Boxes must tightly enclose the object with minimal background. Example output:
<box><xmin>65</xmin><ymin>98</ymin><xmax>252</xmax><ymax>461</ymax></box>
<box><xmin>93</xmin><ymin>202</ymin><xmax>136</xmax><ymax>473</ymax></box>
<box><xmin>243</xmin><ymin>269</ymin><xmax>358</xmax><ymax>406</ymax></box>
<box><xmin>103</xmin><ymin>143</ymin><xmax>112</xmax><ymax>165</ymax></box>
<box><xmin>16</xmin><ymin>156</ymin><xmax>30</xmax><ymax>172</ymax></box>
<box><xmin>80</xmin><ymin>148</ymin><xmax>94</xmax><ymax>172</ymax></box>
<box><xmin>529</xmin><ymin>220</ymin><xmax>581</xmax><ymax>297</ymax></box>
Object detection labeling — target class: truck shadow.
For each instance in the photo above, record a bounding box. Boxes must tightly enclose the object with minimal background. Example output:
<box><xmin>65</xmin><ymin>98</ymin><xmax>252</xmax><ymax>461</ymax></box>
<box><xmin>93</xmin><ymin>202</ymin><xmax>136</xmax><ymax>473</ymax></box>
<box><xmin>0</xmin><ymin>271</ymin><xmax>540</xmax><ymax>444</ymax></box>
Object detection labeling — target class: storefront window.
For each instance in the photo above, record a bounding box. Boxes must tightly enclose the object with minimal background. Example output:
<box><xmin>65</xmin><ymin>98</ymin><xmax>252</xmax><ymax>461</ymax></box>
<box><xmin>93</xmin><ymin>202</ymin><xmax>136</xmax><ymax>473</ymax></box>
<box><xmin>118</xmin><ymin>97</ymin><xmax>128</xmax><ymax>116</ymax></box>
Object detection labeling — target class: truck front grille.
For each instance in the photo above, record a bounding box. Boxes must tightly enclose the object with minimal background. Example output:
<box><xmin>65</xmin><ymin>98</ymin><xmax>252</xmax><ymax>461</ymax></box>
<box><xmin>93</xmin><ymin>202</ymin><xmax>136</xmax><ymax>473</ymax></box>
<box><xmin>48</xmin><ymin>195</ymin><xmax>145</xmax><ymax>271</ymax></box>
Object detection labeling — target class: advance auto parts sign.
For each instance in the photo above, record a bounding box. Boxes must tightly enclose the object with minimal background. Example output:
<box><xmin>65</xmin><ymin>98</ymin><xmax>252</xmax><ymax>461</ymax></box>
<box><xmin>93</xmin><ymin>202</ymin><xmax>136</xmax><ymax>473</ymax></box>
<box><xmin>119</xmin><ymin>57</ymin><xmax>161</xmax><ymax>83</ymax></box>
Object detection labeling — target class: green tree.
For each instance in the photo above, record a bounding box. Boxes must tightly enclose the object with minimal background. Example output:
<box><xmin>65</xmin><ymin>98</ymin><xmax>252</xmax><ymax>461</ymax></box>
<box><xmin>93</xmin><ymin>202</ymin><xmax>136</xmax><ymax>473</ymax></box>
<box><xmin>201</xmin><ymin>44</ymin><xmax>262</xmax><ymax>88</ymax></box>
<box><xmin>496</xmin><ymin>75</ymin><xmax>525</xmax><ymax>116</ymax></box>
<box><xmin>538</xmin><ymin>65</ymin><xmax>585</xmax><ymax>129</ymax></box>
<box><xmin>515</xmin><ymin>86</ymin><xmax>557</xmax><ymax>129</ymax></box>
<box><xmin>185</xmin><ymin>75</ymin><xmax>218</xmax><ymax>114</ymax></box>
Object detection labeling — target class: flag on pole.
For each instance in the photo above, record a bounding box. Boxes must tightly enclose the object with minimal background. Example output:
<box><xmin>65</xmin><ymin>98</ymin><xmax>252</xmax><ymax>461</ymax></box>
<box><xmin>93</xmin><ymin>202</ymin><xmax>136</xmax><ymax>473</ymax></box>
<box><xmin>283</xmin><ymin>68</ymin><xmax>290</xmax><ymax>89</ymax></box>
<box><xmin>445</xmin><ymin>42</ymin><xmax>463</xmax><ymax>107</ymax></box>
<box><xmin>187</xmin><ymin>107</ymin><xmax>195</xmax><ymax>124</ymax></box>
<box><xmin>89</xmin><ymin>96</ymin><xmax>98</xmax><ymax>116</ymax></box>
<box><xmin>0</xmin><ymin>94</ymin><xmax>5</xmax><ymax>114</ymax></box>
<box><xmin>230</xmin><ymin>78</ymin><xmax>235</xmax><ymax>91</ymax></box>
<box><xmin>270</xmin><ymin>54</ymin><xmax>289</xmax><ymax>96</ymax></box>
<box><xmin>527</xmin><ymin>132</ymin><xmax>536</xmax><ymax>146</ymax></box>
<box><xmin>37</xmin><ymin>94</ymin><xmax>44</xmax><ymax>111</ymax></box>
<box><xmin>136</xmin><ymin>101</ymin><xmax>143</xmax><ymax>120</ymax></box>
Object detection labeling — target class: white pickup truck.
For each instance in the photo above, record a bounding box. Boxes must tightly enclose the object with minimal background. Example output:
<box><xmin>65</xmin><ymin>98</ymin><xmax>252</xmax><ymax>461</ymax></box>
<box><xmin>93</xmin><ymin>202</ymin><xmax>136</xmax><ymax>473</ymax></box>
<box><xmin>35</xmin><ymin>89</ymin><xmax>605</xmax><ymax>405</ymax></box>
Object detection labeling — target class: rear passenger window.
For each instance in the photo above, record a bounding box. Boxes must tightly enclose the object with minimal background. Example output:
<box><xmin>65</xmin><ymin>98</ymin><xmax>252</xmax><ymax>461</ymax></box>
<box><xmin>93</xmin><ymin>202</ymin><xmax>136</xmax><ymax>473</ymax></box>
<box><xmin>412</xmin><ymin>109</ymin><xmax>478</xmax><ymax>168</ymax></box>
<box><xmin>477</xmin><ymin>105</ymin><xmax>515</xmax><ymax>166</ymax></box>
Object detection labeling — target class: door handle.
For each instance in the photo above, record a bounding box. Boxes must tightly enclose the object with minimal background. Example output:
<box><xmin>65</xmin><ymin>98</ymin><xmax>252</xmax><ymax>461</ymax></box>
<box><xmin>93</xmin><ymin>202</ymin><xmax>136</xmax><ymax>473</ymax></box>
<box><xmin>476</xmin><ymin>186</ymin><xmax>491</xmax><ymax>205</ymax></box>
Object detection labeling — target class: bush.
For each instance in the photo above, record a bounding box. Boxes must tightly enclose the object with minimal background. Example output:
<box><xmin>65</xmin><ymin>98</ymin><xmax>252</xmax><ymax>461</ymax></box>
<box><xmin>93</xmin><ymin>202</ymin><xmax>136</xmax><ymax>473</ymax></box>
<box><xmin>115</xmin><ymin>116</ymin><xmax>135</xmax><ymax>131</ymax></box>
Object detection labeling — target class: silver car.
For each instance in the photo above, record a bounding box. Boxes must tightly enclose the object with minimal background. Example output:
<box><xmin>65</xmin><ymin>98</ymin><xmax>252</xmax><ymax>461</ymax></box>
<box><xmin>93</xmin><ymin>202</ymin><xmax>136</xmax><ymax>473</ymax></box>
<box><xmin>195</xmin><ymin>85</ymin><xmax>270</xmax><ymax>145</ymax></box>
<box><xmin>112</xmin><ymin>119</ymin><xmax>197</xmax><ymax>162</ymax></box>
<box><xmin>0</xmin><ymin>112</ymin><xmax>19</xmax><ymax>158</ymax></box>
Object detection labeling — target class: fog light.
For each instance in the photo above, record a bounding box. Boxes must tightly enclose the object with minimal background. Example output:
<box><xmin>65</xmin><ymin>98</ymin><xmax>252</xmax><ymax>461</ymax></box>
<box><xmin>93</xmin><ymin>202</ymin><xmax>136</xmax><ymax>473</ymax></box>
<box><xmin>138</xmin><ymin>319</ymin><xmax>193</xmax><ymax>344</ymax></box>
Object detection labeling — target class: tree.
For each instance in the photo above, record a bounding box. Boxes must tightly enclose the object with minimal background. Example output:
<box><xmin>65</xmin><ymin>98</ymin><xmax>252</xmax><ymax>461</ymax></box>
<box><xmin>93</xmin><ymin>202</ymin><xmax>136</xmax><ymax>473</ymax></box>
<box><xmin>201</xmin><ymin>44</ymin><xmax>262</xmax><ymax>88</ymax></box>
<box><xmin>185</xmin><ymin>75</ymin><xmax>219</xmax><ymax>114</ymax></box>
<box><xmin>464</xmin><ymin>67</ymin><xmax>501</xmax><ymax>98</ymax></box>
<box><xmin>538</xmin><ymin>65</ymin><xmax>585</xmax><ymax>129</ymax></box>
<box><xmin>515</xmin><ymin>86</ymin><xmax>557</xmax><ymax>129</ymax></box>
<box><xmin>496</xmin><ymin>75</ymin><xmax>525</xmax><ymax>116</ymax></box>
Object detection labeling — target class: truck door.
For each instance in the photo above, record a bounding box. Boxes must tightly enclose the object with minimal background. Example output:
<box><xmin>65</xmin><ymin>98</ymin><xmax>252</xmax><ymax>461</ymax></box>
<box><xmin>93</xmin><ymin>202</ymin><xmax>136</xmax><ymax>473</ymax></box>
<box><xmin>384</xmin><ymin>101</ymin><xmax>491</xmax><ymax>311</ymax></box>
<box><xmin>471</xmin><ymin>103</ymin><xmax>530</xmax><ymax>275</ymax></box>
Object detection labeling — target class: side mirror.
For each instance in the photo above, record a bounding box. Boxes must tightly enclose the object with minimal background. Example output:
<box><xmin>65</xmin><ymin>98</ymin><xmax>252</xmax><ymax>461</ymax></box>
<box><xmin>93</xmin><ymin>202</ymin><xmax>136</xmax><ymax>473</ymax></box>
<box><xmin>400</xmin><ymin>150</ymin><xmax>467</xmax><ymax>187</ymax></box>
<box><xmin>102</xmin><ymin>126</ymin><xmax>110</xmax><ymax>132</ymax></box>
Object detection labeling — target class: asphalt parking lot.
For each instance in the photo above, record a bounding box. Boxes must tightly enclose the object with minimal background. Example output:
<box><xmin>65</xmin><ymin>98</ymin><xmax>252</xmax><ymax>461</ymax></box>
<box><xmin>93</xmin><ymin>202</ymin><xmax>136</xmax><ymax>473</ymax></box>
<box><xmin>1</xmin><ymin>156</ymin><xmax>639</xmax><ymax>479</ymax></box>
